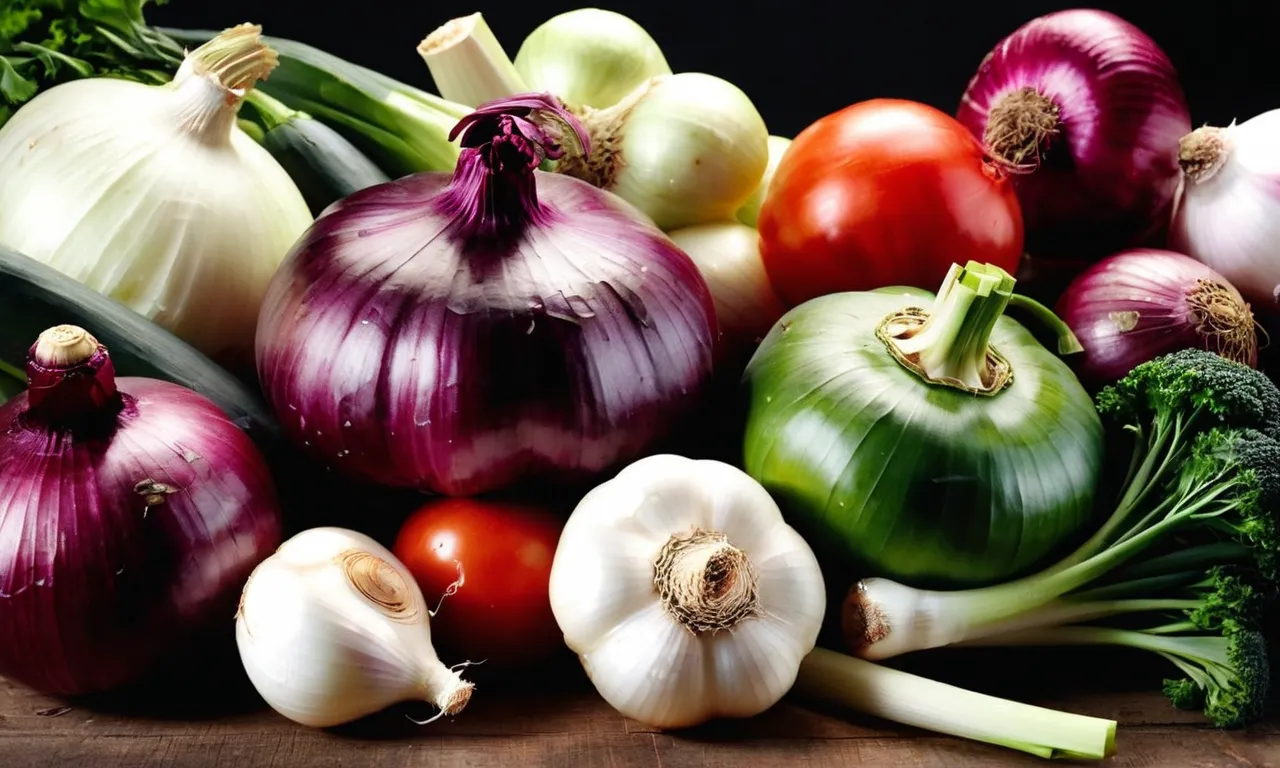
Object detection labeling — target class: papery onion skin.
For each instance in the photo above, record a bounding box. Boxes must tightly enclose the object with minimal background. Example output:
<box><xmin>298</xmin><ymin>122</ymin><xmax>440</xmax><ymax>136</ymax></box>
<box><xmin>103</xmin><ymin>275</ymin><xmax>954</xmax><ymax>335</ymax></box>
<box><xmin>1056</xmin><ymin>249</ymin><xmax>1259</xmax><ymax>391</ymax></box>
<box><xmin>956</xmin><ymin>9</ymin><xmax>1191</xmax><ymax>261</ymax></box>
<box><xmin>0</xmin><ymin>328</ymin><xmax>283</xmax><ymax>696</ymax></box>
<box><xmin>256</xmin><ymin>94</ymin><xmax>717</xmax><ymax>497</ymax></box>
<box><xmin>1169</xmin><ymin>110</ymin><xmax>1280</xmax><ymax>315</ymax></box>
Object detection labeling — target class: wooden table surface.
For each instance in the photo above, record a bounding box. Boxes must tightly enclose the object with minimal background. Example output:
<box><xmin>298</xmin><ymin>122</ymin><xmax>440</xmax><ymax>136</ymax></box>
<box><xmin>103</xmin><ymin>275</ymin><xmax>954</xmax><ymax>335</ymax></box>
<box><xmin>2</xmin><ymin>646</ymin><xmax>1277</xmax><ymax>768</ymax></box>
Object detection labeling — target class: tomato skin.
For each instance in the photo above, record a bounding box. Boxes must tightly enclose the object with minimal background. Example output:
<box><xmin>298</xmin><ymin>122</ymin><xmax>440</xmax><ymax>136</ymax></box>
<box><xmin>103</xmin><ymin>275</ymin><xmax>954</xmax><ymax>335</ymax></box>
<box><xmin>759</xmin><ymin>99</ymin><xmax>1024</xmax><ymax>307</ymax></box>
<box><xmin>392</xmin><ymin>498</ymin><xmax>566</xmax><ymax>669</ymax></box>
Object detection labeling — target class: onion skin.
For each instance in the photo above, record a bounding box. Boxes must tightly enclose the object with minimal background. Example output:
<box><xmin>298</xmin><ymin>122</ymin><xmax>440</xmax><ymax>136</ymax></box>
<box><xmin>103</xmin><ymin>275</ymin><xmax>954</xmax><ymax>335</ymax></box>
<box><xmin>1169</xmin><ymin>111</ymin><xmax>1280</xmax><ymax>315</ymax></box>
<box><xmin>956</xmin><ymin>9</ymin><xmax>1191</xmax><ymax>261</ymax></box>
<box><xmin>0</xmin><ymin>330</ymin><xmax>283</xmax><ymax>696</ymax></box>
<box><xmin>741</xmin><ymin>283</ymin><xmax>1103</xmax><ymax>589</ymax></box>
<box><xmin>256</xmin><ymin>94</ymin><xmax>717</xmax><ymax>497</ymax></box>
<box><xmin>1055</xmin><ymin>249</ymin><xmax>1259</xmax><ymax>391</ymax></box>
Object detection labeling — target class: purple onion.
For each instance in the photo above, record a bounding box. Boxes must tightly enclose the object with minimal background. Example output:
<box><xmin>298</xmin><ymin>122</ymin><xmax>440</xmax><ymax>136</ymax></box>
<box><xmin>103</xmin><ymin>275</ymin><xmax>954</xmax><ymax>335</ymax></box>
<box><xmin>255</xmin><ymin>94</ymin><xmax>718</xmax><ymax>497</ymax></box>
<box><xmin>0</xmin><ymin>325</ymin><xmax>283</xmax><ymax>696</ymax></box>
<box><xmin>956</xmin><ymin>9</ymin><xmax>1192</xmax><ymax>262</ymax></box>
<box><xmin>1055</xmin><ymin>249</ymin><xmax>1259</xmax><ymax>390</ymax></box>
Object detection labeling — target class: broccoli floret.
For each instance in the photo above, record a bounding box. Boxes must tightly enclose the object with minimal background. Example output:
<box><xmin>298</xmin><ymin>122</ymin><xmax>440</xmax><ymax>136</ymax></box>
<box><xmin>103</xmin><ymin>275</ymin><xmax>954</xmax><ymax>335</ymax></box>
<box><xmin>1179</xmin><ymin>628</ymin><xmax>1270</xmax><ymax>729</ymax></box>
<box><xmin>844</xmin><ymin>351</ymin><xmax>1280</xmax><ymax>728</ymax></box>
<box><xmin>1187</xmin><ymin>566</ymin><xmax>1269</xmax><ymax>636</ymax></box>
<box><xmin>1162</xmin><ymin>677</ymin><xmax>1202</xmax><ymax>710</ymax></box>
<box><xmin>1155</xmin><ymin>628</ymin><xmax>1270</xmax><ymax>729</ymax></box>
<box><xmin>1097</xmin><ymin>349</ymin><xmax>1280</xmax><ymax>439</ymax></box>
<box><xmin>1175</xmin><ymin>429</ymin><xmax>1280</xmax><ymax>581</ymax></box>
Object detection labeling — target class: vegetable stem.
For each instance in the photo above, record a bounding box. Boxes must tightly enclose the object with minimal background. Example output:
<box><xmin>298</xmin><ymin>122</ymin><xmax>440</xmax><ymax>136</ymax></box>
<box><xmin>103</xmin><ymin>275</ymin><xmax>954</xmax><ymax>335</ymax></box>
<box><xmin>962</xmin><ymin>624</ymin><xmax>1227</xmax><ymax>663</ymax></box>
<box><xmin>186</xmin><ymin>23</ymin><xmax>279</xmax><ymax>94</ymax></box>
<box><xmin>242</xmin><ymin>90</ymin><xmax>299</xmax><ymax>132</ymax></box>
<box><xmin>171</xmin><ymin>25</ymin><xmax>277</xmax><ymax>143</ymax></box>
<box><xmin>793</xmin><ymin>648</ymin><xmax>1117</xmax><ymax>760</ymax></box>
<box><xmin>418</xmin><ymin>13</ymin><xmax>527</xmax><ymax>108</ymax></box>
<box><xmin>957</xmin><ymin>597</ymin><xmax>1202</xmax><ymax>640</ymax></box>
<box><xmin>25</xmin><ymin>326</ymin><xmax>120</xmax><ymax>423</ymax></box>
<box><xmin>879</xmin><ymin>262</ymin><xmax>1016</xmax><ymax>394</ymax></box>
<box><xmin>1007</xmin><ymin>293</ymin><xmax>1083</xmax><ymax>355</ymax></box>
<box><xmin>161</xmin><ymin>28</ymin><xmax>469</xmax><ymax>176</ymax></box>
<box><xmin>0</xmin><ymin>358</ymin><xmax>25</xmax><ymax>383</ymax></box>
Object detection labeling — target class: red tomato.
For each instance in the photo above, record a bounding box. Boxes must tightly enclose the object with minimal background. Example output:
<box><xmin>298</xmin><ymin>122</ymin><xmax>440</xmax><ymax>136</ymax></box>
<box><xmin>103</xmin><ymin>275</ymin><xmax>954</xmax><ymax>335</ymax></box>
<box><xmin>392</xmin><ymin>498</ymin><xmax>566</xmax><ymax>669</ymax></box>
<box><xmin>759</xmin><ymin>99</ymin><xmax>1024</xmax><ymax>307</ymax></box>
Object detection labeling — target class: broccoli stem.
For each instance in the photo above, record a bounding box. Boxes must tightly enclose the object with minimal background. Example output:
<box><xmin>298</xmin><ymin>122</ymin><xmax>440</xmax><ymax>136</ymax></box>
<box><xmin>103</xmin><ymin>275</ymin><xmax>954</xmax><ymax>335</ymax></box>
<box><xmin>957</xmin><ymin>625</ymin><xmax>1232</xmax><ymax>682</ymax></box>
<box><xmin>1049</xmin><ymin>411</ymin><xmax>1193</xmax><ymax>571</ymax></box>
<box><xmin>792</xmin><ymin>648</ymin><xmax>1117</xmax><ymax>760</ymax></box>
<box><xmin>848</xmin><ymin>490</ymin><xmax>1235</xmax><ymax>659</ymax></box>
<box><xmin>954</xmin><ymin>598</ymin><xmax>1203</xmax><ymax>640</ymax></box>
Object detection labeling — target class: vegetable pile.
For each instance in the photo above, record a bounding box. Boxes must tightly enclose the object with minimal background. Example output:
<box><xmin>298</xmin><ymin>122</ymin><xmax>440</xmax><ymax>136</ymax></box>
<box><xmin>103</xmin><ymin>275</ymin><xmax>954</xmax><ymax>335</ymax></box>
<box><xmin>0</xmin><ymin>2</ymin><xmax>1276</xmax><ymax>762</ymax></box>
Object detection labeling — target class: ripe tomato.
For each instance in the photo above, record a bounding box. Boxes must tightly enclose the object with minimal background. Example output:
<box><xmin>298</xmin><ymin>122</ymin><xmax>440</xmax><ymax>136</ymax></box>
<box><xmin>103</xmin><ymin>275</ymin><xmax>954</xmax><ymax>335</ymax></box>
<box><xmin>392</xmin><ymin>497</ymin><xmax>566</xmax><ymax>669</ymax></box>
<box><xmin>759</xmin><ymin>99</ymin><xmax>1024</xmax><ymax>307</ymax></box>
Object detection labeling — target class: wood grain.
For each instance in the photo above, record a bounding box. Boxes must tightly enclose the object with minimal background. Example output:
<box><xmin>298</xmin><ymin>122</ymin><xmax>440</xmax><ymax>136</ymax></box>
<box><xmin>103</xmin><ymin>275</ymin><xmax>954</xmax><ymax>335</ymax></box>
<box><xmin>2</xmin><ymin>656</ymin><xmax>1277</xmax><ymax>768</ymax></box>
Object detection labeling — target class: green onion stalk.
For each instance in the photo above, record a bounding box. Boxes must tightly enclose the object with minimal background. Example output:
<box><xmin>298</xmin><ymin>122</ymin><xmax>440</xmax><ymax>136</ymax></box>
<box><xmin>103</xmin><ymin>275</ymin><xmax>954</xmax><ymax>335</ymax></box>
<box><xmin>0</xmin><ymin>357</ymin><xmax>24</xmax><ymax>403</ymax></box>
<box><xmin>165</xmin><ymin>29</ymin><xmax>470</xmax><ymax>177</ymax></box>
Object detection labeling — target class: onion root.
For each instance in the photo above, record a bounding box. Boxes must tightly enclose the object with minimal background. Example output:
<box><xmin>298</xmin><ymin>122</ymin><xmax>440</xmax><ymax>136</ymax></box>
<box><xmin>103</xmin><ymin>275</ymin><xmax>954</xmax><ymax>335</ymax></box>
<box><xmin>983</xmin><ymin>87</ymin><xmax>1061</xmax><ymax>171</ymax></box>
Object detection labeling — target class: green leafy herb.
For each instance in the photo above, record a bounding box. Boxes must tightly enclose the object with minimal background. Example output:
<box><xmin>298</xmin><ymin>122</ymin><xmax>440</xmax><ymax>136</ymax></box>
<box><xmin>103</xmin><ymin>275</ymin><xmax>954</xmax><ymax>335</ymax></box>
<box><xmin>0</xmin><ymin>0</ymin><xmax>183</xmax><ymax>119</ymax></box>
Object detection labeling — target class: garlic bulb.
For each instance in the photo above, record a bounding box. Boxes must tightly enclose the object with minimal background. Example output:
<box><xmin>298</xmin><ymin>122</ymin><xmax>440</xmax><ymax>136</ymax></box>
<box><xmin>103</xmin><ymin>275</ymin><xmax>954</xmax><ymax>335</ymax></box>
<box><xmin>236</xmin><ymin>527</ymin><xmax>475</xmax><ymax>729</ymax></box>
<box><xmin>549</xmin><ymin>454</ymin><xmax>826</xmax><ymax>729</ymax></box>
<box><xmin>513</xmin><ymin>9</ymin><xmax>672</xmax><ymax>111</ymax></box>
<box><xmin>0</xmin><ymin>24</ymin><xmax>313</xmax><ymax>372</ymax></box>
<box><xmin>556</xmin><ymin>73</ymin><xmax>770</xmax><ymax>231</ymax></box>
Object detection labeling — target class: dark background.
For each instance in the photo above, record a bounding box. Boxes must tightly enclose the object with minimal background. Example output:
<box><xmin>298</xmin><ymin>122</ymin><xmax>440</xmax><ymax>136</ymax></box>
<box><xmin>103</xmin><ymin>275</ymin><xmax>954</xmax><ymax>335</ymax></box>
<box><xmin>147</xmin><ymin>1</ymin><xmax>1278</xmax><ymax>139</ymax></box>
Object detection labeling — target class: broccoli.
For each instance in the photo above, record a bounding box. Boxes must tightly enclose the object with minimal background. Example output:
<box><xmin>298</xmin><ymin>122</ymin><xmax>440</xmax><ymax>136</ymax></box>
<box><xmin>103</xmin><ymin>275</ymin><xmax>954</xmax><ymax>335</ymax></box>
<box><xmin>841</xmin><ymin>351</ymin><xmax>1279</xmax><ymax>727</ymax></box>
<box><xmin>973</xmin><ymin>622</ymin><xmax>1269</xmax><ymax>729</ymax></box>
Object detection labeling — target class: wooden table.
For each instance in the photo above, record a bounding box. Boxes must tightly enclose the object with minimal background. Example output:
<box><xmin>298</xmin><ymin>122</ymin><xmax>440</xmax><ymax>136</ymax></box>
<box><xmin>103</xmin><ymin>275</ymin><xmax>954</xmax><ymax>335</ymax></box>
<box><xmin>2</xmin><ymin>647</ymin><xmax>1277</xmax><ymax>767</ymax></box>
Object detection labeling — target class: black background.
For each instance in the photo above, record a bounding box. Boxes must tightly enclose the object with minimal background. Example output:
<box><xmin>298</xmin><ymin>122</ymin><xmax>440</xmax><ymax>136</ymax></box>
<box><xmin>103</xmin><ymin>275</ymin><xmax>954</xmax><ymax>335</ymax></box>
<box><xmin>147</xmin><ymin>1</ymin><xmax>1279</xmax><ymax>139</ymax></box>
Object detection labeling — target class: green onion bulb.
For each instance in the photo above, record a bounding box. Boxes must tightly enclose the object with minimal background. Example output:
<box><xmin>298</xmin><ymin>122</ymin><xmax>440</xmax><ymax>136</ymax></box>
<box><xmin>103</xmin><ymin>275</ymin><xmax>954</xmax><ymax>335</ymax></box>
<box><xmin>513</xmin><ymin>9</ymin><xmax>672</xmax><ymax>111</ymax></box>
<box><xmin>0</xmin><ymin>24</ymin><xmax>312</xmax><ymax>373</ymax></box>
<box><xmin>557</xmin><ymin>73</ymin><xmax>770</xmax><ymax>231</ymax></box>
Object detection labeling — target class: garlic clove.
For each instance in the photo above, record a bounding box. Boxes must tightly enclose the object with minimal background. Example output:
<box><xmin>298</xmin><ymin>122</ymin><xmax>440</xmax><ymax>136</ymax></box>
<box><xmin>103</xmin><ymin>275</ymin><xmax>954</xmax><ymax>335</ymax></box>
<box><xmin>706</xmin><ymin>618</ymin><xmax>805</xmax><ymax>719</ymax></box>
<box><xmin>753</xmin><ymin>527</ymin><xmax>830</xmax><ymax>625</ymax></box>
<box><xmin>581</xmin><ymin>602</ymin><xmax>711</xmax><ymax>729</ymax></box>
<box><xmin>236</xmin><ymin>527</ymin><xmax>474</xmax><ymax>729</ymax></box>
<box><xmin>547</xmin><ymin>523</ymin><xmax>657</xmax><ymax>644</ymax></box>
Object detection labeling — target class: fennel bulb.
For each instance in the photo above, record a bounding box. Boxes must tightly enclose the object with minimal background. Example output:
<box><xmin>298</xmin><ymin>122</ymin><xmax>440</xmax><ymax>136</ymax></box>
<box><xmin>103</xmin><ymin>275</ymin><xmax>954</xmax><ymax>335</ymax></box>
<box><xmin>0</xmin><ymin>24</ymin><xmax>313</xmax><ymax>371</ymax></box>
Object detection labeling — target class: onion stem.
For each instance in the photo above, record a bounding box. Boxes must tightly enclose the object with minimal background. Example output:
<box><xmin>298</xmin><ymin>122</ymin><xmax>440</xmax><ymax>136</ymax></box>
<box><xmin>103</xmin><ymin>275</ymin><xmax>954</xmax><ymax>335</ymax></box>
<box><xmin>792</xmin><ymin>648</ymin><xmax>1117</xmax><ymax>760</ymax></box>
<box><xmin>879</xmin><ymin>262</ymin><xmax>1015</xmax><ymax>394</ymax></box>
<box><xmin>418</xmin><ymin>13</ymin><xmax>527</xmax><ymax>108</ymax></box>
<box><xmin>1007</xmin><ymin>293</ymin><xmax>1084</xmax><ymax>355</ymax></box>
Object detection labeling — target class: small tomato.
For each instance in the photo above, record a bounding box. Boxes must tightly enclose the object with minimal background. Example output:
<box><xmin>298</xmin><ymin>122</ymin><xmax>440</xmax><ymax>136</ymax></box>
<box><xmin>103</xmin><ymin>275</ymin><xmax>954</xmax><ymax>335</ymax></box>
<box><xmin>392</xmin><ymin>497</ymin><xmax>566</xmax><ymax>669</ymax></box>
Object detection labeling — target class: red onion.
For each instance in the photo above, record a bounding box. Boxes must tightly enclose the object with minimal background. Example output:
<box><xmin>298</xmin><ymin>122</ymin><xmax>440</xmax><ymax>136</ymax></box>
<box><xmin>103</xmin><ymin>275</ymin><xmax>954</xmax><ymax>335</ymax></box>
<box><xmin>956</xmin><ymin>9</ymin><xmax>1191</xmax><ymax>262</ymax></box>
<box><xmin>0</xmin><ymin>326</ymin><xmax>283</xmax><ymax>696</ymax></box>
<box><xmin>255</xmin><ymin>94</ymin><xmax>717</xmax><ymax>497</ymax></box>
<box><xmin>1055</xmin><ymin>249</ymin><xmax>1259</xmax><ymax>389</ymax></box>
